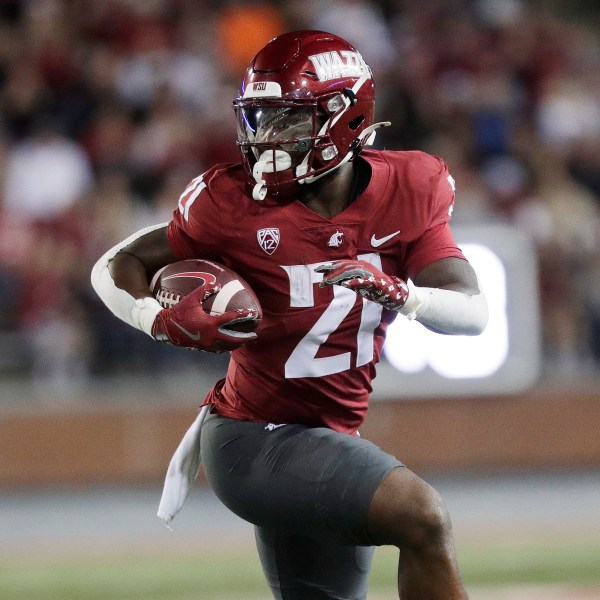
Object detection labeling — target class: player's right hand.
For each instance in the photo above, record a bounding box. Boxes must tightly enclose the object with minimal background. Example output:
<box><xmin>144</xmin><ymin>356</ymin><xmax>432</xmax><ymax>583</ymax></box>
<box><xmin>316</xmin><ymin>259</ymin><xmax>409</xmax><ymax>312</ymax></box>
<box><xmin>151</xmin><ymin>283</ymin><xmax>258</xmax><ymax>352</ymax></box>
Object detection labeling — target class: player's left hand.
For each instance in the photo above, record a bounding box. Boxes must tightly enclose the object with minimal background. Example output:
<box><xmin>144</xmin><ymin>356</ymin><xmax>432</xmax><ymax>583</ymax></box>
<box><xmin>316</xmin><ymin>259</ymin><xmax>409</xmax><ymax>311</ymax></box>
<box><xmin>151</xmin><ymin>283</ymin><xmax>257</xmax><ymax>353</ymax></box>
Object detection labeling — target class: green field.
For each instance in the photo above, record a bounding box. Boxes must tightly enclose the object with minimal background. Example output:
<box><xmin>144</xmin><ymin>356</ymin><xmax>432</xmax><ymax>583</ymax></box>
<box><xmin>2</xmin><ymin>536</ymin><xmax>599</xmax><ymax>600</ymax></box>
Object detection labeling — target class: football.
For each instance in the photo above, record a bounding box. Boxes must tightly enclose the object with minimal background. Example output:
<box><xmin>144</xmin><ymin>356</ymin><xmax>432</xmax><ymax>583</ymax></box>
<box><xmin>150</xmin><ymin>259</ymin><xmax>262</xmax><ymax>333</ymax></box>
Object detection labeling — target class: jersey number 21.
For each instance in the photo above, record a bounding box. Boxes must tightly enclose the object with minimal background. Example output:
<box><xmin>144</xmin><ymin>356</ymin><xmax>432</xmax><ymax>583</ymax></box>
<box><xmin>281</xmin><ymin>253</ymin><xmax>383</xmax><ymax>378</ymax></box>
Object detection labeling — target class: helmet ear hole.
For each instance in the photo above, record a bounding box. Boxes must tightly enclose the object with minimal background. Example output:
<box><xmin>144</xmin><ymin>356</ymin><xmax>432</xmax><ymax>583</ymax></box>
<box><xmin>349</xmin><ymin>115</ymin><xmax>365</xmax><ymax>130</ymax></box>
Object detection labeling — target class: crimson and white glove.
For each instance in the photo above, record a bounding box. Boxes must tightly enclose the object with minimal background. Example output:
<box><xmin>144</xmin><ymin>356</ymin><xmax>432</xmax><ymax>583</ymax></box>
<box><xmin>151</xmin><ymin>282</ymin><xmax>258</xmax><ymax>353</ymax></box>
<box><xmin>316</xmin><ymin>259</ymin><xmax>409</xmax><ymax>311</ymax></box>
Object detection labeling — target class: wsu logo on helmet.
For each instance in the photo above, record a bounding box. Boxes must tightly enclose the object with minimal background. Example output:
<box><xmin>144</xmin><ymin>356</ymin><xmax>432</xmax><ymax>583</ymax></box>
<box><xmin>257</xmin><ymin>228</ymin><xmax>280</xmax><ymax>255</ymax></box>
<box><xmin>308</xmin><ymin>51</ymin><xmax>371</xmax><ymax>82</ymax></box>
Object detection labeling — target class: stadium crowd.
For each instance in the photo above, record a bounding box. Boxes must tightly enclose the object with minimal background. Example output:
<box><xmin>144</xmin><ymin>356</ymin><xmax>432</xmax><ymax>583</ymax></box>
<box><xmin>0</xmin><ymin>0</ymin><xmax>599</xmax><ymax>395</ymax></box>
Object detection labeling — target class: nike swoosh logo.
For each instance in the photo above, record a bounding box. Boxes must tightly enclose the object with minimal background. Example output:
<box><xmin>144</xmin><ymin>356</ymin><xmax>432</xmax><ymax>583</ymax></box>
<box><xmin>173</xmin><ymin>322</ymin><xmax>201</xmax><ymax>340</ymax></box>
<box><xmin>371</xmin><ymin>230</ymin><xmax>400</xmax><ymax>247</ymax></box>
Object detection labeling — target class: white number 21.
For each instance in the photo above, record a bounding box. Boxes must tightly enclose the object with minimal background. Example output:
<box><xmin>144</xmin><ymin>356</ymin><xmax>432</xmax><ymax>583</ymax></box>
<box><xmin>281</xmin><ymin>253</ymin><xmax>383</xmax><ymax>379</ymax></box>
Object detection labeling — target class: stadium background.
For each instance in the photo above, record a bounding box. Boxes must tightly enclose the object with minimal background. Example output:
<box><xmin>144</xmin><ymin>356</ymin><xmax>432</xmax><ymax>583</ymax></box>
<box><xmin>1</xmin><ymin>0</ymin><xmax>599</xmax><ymax>598</ymax></box>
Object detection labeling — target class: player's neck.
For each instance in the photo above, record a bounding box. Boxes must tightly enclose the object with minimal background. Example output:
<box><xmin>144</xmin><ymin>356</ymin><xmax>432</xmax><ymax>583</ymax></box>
<box><xmin>297</xmin><ymin>163</ymin><xmax>354</xmax><ymax>219</ymax></box>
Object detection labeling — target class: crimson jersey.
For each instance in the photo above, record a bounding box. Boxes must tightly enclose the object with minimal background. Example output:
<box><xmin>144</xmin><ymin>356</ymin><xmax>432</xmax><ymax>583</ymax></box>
<box><xmin>167</xmin><ymin>149</ymin><xmax>464</xmax><ymax>434</ymax></box>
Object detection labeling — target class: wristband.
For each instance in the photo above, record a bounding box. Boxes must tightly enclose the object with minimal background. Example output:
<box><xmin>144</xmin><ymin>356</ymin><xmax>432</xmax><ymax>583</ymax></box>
<box><xmin>131</xmin><ymin>297</ymin><xmax>164</xmax><ymax>337</ymax></box>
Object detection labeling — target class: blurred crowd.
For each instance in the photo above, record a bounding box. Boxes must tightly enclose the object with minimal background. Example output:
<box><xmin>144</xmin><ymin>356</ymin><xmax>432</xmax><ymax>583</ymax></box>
<box><xmin>0</xmin><ymin>0</ymin><xmax>599</xmax><ymax>396</ymax></box>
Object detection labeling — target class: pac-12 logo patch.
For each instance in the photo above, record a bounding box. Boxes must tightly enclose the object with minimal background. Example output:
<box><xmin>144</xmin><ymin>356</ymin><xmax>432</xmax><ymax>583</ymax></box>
<box><xmin>257</xmin><ymin>228</ymin><xmax>280</xmax><ymax>255</ymax></box>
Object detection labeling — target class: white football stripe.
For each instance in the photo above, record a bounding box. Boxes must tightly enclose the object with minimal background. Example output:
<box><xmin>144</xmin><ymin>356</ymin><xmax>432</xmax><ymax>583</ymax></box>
<box><xmin>209</xmin><ymin>279</ymin><xmax>245</xmax><ymax>315</ymax></box>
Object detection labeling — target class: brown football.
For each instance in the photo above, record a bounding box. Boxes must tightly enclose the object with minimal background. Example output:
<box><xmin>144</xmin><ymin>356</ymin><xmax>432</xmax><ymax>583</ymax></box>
<box><xmin>150</xmin><ymin>259</ymin><xmax>262</xmax><ymax>333</ymax></box>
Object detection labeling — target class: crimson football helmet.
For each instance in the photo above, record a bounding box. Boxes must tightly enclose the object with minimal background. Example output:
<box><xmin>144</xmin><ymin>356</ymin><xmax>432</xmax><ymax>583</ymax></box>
<box><xmin>233</xmin><ymin>30</ymin><xmax>390</xmax><ymax>200</ymax></box>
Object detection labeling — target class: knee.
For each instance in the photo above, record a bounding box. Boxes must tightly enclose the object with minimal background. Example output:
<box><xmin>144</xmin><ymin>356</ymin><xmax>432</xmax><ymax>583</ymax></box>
<box><xmin>401</xmin><ymin>483</ymin><xmax>452</xmax><ymax>551</ymax></box>
<box><xmin>368</xmin><ymin>469</ymin><xmax>453</xmax><ymax>551</ymax></box>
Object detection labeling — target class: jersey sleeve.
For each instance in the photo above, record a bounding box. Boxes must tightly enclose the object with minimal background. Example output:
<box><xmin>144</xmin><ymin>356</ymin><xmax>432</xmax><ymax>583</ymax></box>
<box><xmin>404</xmin><ymin>222</ymin><xmax>465</xmax><ymax>279</ymax></box>
<box><xmin>403</xmin><ymin>156</ymin><xmax>464</xmax><ymax>279</ymax></box>
<box><xmin>166</xmin><ymin>172</ymin><xmax>223</xmax><ymax>260</ymax></box>
<box><xmin>428</xmin><ymin>156</ymin><xmax>456</xmax><ymax>228</ymax></box>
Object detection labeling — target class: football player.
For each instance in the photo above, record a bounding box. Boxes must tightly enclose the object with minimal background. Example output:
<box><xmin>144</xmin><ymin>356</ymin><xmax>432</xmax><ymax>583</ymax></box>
<box><xmin>92</xmin><ymin>30</ymin><xmax>488</xmax><ymax>600</ymax></box>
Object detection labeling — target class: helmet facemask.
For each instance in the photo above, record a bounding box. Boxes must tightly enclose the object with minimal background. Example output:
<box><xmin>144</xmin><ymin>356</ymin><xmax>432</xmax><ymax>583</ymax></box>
<box><xmin>235</xmin><ymin>90</ymin><xmax>377</xmax><ymax>201</ymax></box>
<box><xmin>235</xmin><ymin>97</ymin><xmax>334</xmax><ymax>200</ymax></box>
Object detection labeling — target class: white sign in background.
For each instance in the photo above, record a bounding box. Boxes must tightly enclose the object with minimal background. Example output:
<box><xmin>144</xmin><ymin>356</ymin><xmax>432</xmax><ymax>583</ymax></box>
<box><xmin>373</xmin><ymin>225</ymin><xmax>541</xmax><ymax>399</ymax></box>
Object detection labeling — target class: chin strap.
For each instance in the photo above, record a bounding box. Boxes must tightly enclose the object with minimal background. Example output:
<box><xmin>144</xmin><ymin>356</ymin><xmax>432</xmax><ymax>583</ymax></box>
<box><xmin>358</xmin><ymin>120</ymin><xmax>392</xmax><ymax>146</ymax></box>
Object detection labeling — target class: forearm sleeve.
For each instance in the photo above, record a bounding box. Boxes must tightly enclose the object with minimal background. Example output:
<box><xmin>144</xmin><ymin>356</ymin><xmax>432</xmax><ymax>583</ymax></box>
<box><xmin>399</xmin><ymin>280</ymin><xmax>489</xmax><ymax>335</ymax></box>
<box><xmin>90</xmin><ymin>223</ymin><xmax>167</xmax><ymax>336</ymax></box>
